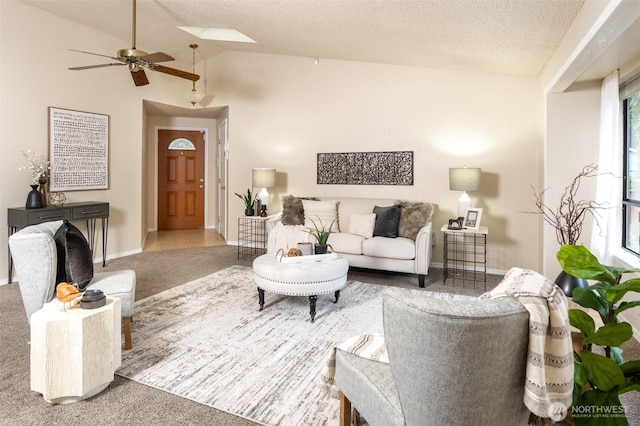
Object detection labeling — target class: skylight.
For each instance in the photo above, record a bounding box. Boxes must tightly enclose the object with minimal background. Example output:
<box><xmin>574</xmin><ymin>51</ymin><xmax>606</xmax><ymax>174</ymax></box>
<box><xmin>177</xmin><ymin>27</ymin><xmax>256</xmax><ymax>43</ymax></box>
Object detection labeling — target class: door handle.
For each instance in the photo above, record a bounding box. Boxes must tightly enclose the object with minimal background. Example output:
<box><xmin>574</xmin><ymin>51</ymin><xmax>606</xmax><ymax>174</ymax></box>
<box><xmin>200</xmin><ymin>185</ymin><xmax>204</xmax><ymax>189</ymax></box>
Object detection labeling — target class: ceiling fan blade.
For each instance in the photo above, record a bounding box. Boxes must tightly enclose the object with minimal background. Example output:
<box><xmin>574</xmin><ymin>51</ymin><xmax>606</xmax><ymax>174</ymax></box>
<box><xmin>69</xmin><ymin>63</ymin><xmax>125</xmax><ymax>70</ymax></box>
<box><xmin>131</xmin><ymin>69</ymin><xmax>149</xmax><ymax>86</ymax></box>
<box><xmin>151</xmin><ymin>65</ymin><xmax>200</xmax><ymax>82</ymax></box>
<box><xmin>69</xmin><ymin>49</ymin><xmax>120</xmax><ymax>61</ymax></box>
<box><xmin>141</xmin><ymin>52</ymin><xmax>174</xmax><ymax>63</ymax></box>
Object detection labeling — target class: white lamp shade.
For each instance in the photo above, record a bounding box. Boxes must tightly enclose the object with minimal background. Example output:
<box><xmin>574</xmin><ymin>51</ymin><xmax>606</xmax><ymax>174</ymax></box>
<box><xmin>449</xmin><ymin>167</ymin><xmax>481</xmax><ymax>191</ymax></box>
<box><xmin>252</xmin><ymin>168</ymin><xmax>276</xmax><ymax>188</ymax></box>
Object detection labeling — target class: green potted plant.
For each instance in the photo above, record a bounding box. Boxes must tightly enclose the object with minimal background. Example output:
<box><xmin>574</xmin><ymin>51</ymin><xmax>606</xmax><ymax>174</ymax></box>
<box><xmin>234</xmin><ymin>189</ymin><xmax>255</xmax><ymax>216</ymax></box>
<box><xmin>304</xmin><ymin>217</ymin><xmax>335</xmax><ymax>254</ymax></box>
<box><xmin>557</xmin><ymin>244</ymin><xmax>640</xmax><ymax>426</ymax></box>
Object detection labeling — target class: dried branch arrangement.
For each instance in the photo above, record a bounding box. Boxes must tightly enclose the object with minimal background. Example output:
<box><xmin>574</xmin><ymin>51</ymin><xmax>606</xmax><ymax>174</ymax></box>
<box><xmin>529</xmin><ymin>164</ymin><xmax>605</xmax><ymax>245</ymax></box>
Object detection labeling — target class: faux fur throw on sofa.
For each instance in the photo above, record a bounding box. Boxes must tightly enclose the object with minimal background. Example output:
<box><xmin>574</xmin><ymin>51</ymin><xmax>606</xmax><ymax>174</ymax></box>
<box><xmin>395</xmin><ymin>200</ymin><xmax>434</xmax><ymax>240</ymax></box>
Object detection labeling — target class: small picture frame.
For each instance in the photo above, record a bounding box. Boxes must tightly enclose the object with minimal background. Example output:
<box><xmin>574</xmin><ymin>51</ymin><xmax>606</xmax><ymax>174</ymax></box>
<box><xmin>464</xmin><ymin>208</ymin><xmax>482</xmax><ymax>231</ymax></box>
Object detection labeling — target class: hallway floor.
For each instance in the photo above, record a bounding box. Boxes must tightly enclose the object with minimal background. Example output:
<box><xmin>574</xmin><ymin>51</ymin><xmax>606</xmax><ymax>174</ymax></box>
<box><xmin>143</xmin><ymin>228</ymin><xmax>226</xmax><ymax>252</ymax></box>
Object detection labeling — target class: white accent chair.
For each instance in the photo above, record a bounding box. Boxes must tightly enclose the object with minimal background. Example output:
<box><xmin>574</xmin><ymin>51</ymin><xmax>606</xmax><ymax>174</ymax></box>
<box><xmin>9</xmin><ymin>221</ymin><xmax>136</xmax><ymax>350</ymax></box>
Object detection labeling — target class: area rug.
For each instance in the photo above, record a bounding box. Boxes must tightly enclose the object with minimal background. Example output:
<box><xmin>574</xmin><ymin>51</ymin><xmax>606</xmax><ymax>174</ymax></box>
<box><xmin>116</xmin><ymin>265</ymin><xmax>385</xmax><ymax>425</ymax></box>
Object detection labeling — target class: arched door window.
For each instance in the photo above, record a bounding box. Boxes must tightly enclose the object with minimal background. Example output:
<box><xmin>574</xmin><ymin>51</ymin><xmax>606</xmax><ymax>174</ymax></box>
<box><xmin>167</xmin><ymin>138</ymin><xmax>196</xmax><ymax>150</ymax></box>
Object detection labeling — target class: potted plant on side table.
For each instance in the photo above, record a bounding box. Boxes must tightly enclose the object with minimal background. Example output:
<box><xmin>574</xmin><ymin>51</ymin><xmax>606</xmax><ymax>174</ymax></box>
<box><xmin>557</xmin><ymin>244</ymin><xmax>640</xmax><ymax>426</ymax></box>
<box><xmin>304</xmin><ymin>217</ymin><xmax>335</xmax><ymax>254</ymax></box>
<box><xmin>234</xmin><ymin>189</ymin><xmax>256</xmax><ymax>216</ymax></box>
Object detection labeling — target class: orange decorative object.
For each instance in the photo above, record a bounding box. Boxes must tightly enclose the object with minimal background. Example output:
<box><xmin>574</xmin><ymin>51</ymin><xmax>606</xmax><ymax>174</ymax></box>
<box><xmin>56</xmin><ymin>282</ymin><xmax>81</xmax><ymax>303</ymax></box>
<box><xmin>288</xmin><ymin>248</ymin><xmax>303</xmax><ymax>257</ymax></box>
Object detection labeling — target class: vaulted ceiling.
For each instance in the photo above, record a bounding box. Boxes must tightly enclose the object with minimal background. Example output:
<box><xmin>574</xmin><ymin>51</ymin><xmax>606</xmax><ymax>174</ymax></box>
<box><xmin>23</xmin><ymin>0</ymin><xmax>587</xmax><ymax>78</ymax></box>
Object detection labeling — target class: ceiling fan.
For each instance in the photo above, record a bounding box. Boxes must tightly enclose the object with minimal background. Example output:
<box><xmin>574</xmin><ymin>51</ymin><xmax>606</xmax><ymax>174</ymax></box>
<box><xmin>68</xmin><ymin>0</ymin><xmax>199</xmax><ymax>87</ymax></box>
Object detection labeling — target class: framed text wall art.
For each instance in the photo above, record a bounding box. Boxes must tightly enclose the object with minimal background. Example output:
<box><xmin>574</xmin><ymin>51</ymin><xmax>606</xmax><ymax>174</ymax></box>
<box><xmin>317</xmin><ymin>151</ymin><xmax>414</xmax><ymax>185</ymax></box>
<box><xmin>48</xmin><ymin>107</ymin><xmax>109</xmax><ymax>191</ymax></box>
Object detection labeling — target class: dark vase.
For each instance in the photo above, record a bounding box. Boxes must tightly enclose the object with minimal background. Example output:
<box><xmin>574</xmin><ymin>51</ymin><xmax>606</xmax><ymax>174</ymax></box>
<box><xmin>38</xmin><ymin>175</ymin><xmax>48</xmax><ymax>207</ymax></box>
<box><xmin>555</xmin><ymin>270</ymin><xmax>589</xmax><ymax>297</ymax></box>
<box><xmin>314</xmin><ymin>244</ymin><xmax>328</xmax><ymax>255</ymax></box>
<box><xmin>26</xmin><ymin>184</ymin><xmax>43</xmax><ymax>209</ymax></box>
<box><xmin>244</xmin><ymin>208</ymin><xmax>255</xmax><ymax>216</ymax></box>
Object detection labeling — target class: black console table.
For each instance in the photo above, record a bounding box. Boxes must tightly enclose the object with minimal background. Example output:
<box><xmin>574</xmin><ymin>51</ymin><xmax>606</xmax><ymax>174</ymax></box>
<box><xmin>7</xmin><ymin>202</ymin><xmax>109</xmax><ymax>282</ymax></box>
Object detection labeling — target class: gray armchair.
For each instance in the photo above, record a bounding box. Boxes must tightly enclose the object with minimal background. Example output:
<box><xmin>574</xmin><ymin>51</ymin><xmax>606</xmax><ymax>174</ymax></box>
<box><xmin>335</xmin><ymin>287</ymin><xmax>530</xmax><ymax>426</ymax></box>
<box><xmin>9</xmin><ymin>221</ymin><xmax>136</xmax><ymax>349</ymax></box>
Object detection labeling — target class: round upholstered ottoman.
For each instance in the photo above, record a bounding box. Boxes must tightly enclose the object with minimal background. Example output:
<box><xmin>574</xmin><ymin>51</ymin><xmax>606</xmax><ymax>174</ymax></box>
<box><xmin>253</xmin><ymin>253</ymin><xmax>349</xmax><ymax>322</ymax></box>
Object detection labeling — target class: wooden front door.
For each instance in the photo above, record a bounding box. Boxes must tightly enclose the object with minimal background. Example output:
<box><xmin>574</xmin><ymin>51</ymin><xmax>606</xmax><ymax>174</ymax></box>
<box><xmin>158</xmin><ymin>130</ymin><xmax>205</xmax><ymax>230</ymax></box>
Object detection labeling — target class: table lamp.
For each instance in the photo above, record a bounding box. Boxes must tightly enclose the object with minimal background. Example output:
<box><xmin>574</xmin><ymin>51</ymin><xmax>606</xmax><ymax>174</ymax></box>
<box><xmin>449</xmin><ymin>167</ymin><xmax>481</xmax><ymax>218</ymax></box>
<box><xmin>252</xmin><ymin>168</ymin><xmax>276</xmax><ymax>217</ymax></box>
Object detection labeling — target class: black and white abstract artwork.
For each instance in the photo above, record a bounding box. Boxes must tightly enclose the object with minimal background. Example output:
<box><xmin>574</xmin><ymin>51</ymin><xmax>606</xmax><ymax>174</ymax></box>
<box><xmin>317</xmin><ymin>151</ymin><xmax>413</xmax><ymax>185</ymax></box>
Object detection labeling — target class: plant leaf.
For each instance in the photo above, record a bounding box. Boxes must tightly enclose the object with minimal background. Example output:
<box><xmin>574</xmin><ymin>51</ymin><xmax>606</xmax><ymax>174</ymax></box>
<box><xmin>620</xmin><ymin>383</ymin><xmax>640</xmax><ymax>394</ymax></box>
<box><xmin>584</xmin><ymin>322</ymin><xmax>632</xmax><ymax>347</ymax></box>
<box><xmin>620</xmin><ymin>360</ymin><xmax>640</xmax><ymax>376</ymax></box>
<box><xmin>605</xmin><ymin>278</ymin><xmax>640</xmax><ymax>304</ymax></box>
<box><xmin>557</xmin><ymin>245</ymin><xmax>616</xmax><ymax>284</ymax></box>
<box><xmin>571</xmin><ymin>287</ymin><xmax>609</xmax><ymax>320</ymax></box>
<box><xmin>569</xmin><ymin>309</ymin><xmax>596</xmax><ymax>338</ymax></box>
<box><xmin>581</xmin><ymin>351</ymin><xmax>626</xmax><ymax>391</ymax></box>
<box><xmin>614</xmin><ymin>301</ymin><xmax>640</xmax><ymax>319</ymax></box>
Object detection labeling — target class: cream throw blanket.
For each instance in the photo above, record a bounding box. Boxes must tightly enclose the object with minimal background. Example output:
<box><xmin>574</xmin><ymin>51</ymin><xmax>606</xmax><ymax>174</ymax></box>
<box><xmin>480</xmin><ymin>267</ymin><xmax>574</xmax><ymax>418</ymax></box>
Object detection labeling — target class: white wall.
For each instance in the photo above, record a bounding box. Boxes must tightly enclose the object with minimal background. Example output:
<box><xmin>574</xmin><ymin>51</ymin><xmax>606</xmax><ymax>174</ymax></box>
<box><xmin>544</xmin><ymin>82</ymin><xmax>601</xmax><ymax>278</ymax></box>
<box><xmin>0</xmin><ymin>1</ymin><xmax>190</xmax><ymax>283</ymax></box>
<box><xmin>206</xmin><ymin>51</ymin><xmax>543</xmax><ymax>273</ymax></box>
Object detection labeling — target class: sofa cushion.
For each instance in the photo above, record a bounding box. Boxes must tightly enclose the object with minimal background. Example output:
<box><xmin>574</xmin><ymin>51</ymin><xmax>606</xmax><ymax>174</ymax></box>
<box><xmin>53</xmin><ymin>220</ymin><xmax>94</xmax><ymax>289</ymax></box>
<box><xmin>395</xmin><ymin>200</ymin><xmax>434</xmax><ymax>240</ymax></box>
<box><xmin>362</xmin><ymin>236</ymin><xmax>415</xmax><ymax>260</ymax></box>
<box><xmin>303</xmin><ymin>199</ymin><xmax>340</xmax><ymax>232</ymax></box>
<box><xmin>328</xmin><ymin>232</ymin><xmax>365</xmax><ymax>255</ymax></box>
<box><xmin>373</xmin><ymin>205</ymin><xmax>401</xmax><ymax>238</ymax></box>
<box><xmin>348</xmin><ymin>213</ymin><xmax>377</xmax><ymax>239</ymax></box>
<box><xmin>280</xmin><ymin>195</ymin><xmax>320</xmax><ymax>226</ymax></box>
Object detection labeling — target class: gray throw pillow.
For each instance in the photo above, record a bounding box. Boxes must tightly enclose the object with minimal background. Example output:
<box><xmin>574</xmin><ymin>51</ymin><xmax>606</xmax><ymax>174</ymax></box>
<box><xmin>395</xmin><ymin>200</ymin><xmax>434</xmax><ymax>240</ymax></box>
<box><xmin>53</xmin><ymin>220</ymin><xmax>94</xmax><ymax>289</ymax></box>
<box><xmin>372</xmin><ymin>205</ymin><xmax>401</xmax><ymax>238</ymax></box>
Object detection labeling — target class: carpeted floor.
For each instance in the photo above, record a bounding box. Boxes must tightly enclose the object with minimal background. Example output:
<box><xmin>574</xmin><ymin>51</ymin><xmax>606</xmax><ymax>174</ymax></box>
<box><xmin>1</xmin><ymin>245</ymin><xmax>638</xmax><ymax>425</ymax></box>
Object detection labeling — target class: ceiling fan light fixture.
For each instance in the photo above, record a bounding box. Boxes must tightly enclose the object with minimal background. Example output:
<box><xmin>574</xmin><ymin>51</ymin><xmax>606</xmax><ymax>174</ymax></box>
<box><xmin>183</xmin><ymin>44</ymin><xmax>206</xmax><ymax>106</ymax></box>
<box><xmin>177</xmin><ymin>27</ymin><xmax>256</xmax><ymax>43</ymax></box>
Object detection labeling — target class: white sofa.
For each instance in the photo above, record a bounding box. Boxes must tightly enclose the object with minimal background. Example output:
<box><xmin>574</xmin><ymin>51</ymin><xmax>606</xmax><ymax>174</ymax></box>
<box><xmin>266</xmin><ymin>197</ymin><xmax>435</xmax><ymax>287</ymax></box>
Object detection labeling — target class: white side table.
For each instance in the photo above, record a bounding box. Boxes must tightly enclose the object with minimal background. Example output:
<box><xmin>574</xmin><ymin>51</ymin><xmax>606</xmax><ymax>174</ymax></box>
<box><xmin>30</xmin><ymin>297</ymin><xmax>121</xmax><ymax>404</ymax></box>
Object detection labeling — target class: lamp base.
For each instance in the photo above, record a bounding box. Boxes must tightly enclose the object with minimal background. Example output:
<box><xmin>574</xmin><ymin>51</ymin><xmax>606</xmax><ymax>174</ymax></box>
<box><xmin>457</xmin><ymin>192</ymin><xmax>471</xmax><ymax>218</ymax></box>
<box><xmin>259</xmin><ymin>205</ymin><xmax>268</xmax><ymax>217</ymax></box>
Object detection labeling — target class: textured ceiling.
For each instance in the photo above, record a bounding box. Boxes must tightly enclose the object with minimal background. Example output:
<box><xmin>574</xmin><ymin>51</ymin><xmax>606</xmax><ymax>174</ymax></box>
<box><xmin>22</xmin><ymin>0</ymin><xmax>586</xmax><ymax>77</ymax></box>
